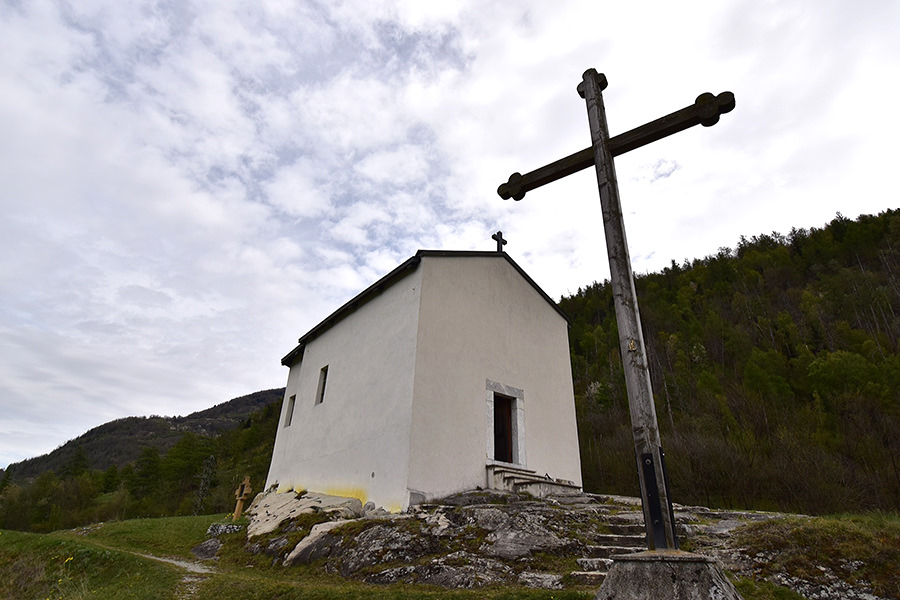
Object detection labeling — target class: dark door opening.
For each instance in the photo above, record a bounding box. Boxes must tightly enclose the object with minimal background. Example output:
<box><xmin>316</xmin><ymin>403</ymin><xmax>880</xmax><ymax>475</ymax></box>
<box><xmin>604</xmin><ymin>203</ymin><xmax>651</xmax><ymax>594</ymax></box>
<box><xmin>493</xmin><ymin>393</ymin><xmax>514</xmax><ymax>463</ymax></box>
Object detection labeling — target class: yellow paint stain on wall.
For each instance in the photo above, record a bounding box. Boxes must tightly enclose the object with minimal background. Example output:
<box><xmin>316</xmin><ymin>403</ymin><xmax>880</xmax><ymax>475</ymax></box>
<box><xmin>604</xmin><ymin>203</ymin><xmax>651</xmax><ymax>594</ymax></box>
<box><xmin>324</xmin><ymin>486</ymin><xmax>368</xmax><ymax>504</ymax></box>
<box><xmin>274</xmin><ymin>481</ymin><xmax>373</xmax><ymax>506</ymax></box>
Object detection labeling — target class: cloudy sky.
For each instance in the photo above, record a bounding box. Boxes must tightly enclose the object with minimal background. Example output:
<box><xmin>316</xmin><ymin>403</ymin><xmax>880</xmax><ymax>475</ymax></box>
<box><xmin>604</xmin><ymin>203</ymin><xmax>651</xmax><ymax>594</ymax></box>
<box><xmin>2</xmin><ymin>0</ymin><xmax>898</xmax><ymax>469</ymax></box>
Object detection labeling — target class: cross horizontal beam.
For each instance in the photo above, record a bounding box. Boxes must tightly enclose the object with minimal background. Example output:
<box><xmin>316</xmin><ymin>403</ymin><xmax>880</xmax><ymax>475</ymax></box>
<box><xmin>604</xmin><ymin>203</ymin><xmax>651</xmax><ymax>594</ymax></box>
<box><xmin>497</xmin><ymin>91</ymin><xmax>735</xmax><ymax>200</ymax></box>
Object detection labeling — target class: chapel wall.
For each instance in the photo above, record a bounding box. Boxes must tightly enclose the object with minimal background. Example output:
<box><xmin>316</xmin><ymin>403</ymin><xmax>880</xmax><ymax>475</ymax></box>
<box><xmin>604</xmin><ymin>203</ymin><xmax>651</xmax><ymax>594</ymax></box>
<box><xmin>265</xmin><ymin>267</ymin><xmax>424</xmax><ymax>512</ymax></box>
<box><xmin>407</xmin><ymin>256</ymin><xmax>582</xmax><ymax>501</ymax></box>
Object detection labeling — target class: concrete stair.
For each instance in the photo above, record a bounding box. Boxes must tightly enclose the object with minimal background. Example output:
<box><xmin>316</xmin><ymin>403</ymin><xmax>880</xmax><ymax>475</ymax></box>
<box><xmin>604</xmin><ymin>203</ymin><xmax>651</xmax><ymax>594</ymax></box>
<box><xmin>485</xmin><ymin>464</ymin><xmax>582</xmax><ymax>498</ymax></box>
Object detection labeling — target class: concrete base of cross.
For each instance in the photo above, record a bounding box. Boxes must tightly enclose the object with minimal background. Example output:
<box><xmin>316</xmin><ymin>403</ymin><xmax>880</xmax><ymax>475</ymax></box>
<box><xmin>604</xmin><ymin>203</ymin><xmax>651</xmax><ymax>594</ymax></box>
<box><xmin>594</xmin><ymin>550</ymin><xmax>743</xmax><ymax>600</ymax></box>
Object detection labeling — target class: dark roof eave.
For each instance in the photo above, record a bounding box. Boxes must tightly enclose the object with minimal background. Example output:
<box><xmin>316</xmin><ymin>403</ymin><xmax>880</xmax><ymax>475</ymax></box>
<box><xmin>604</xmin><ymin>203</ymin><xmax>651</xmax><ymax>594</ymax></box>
<box><xmin>281</xmin><ymin>343</ymin><xmax>304</xmax><ymax>367</ymax></box>
<box><xmin>280</xmin><ymin>254</ymin><xmax>423</xmax><ymax>366</ymax></box>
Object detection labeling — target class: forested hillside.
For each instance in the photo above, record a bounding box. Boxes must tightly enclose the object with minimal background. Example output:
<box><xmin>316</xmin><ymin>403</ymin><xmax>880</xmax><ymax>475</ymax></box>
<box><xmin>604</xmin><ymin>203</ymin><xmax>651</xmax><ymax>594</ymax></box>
<box><xmin>0</xmin><ymin>392</ymin><xmax>283</xmax><ymax>532</ymax></box>
<box><xmin>4</xmin><ymin>389</ymin><xmax>284</xmax><ymax>481</ymax></box>
<box><xmin>2</xmin><ymin>210</ymin><xmax>898</xmax><ymax>534</ymax></box>
<box><xmin>563</xmin><ymin>209</ymin><xmax>900</xmax><ymax>514</ymax></box>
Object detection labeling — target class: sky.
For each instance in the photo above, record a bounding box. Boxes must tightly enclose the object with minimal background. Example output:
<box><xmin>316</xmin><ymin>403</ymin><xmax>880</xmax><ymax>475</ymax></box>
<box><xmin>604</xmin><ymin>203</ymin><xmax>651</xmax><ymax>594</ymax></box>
<box><xmin>2</xmin><ymin>0</ymin><xmax>899</xmax><ymax>469</ymax></box>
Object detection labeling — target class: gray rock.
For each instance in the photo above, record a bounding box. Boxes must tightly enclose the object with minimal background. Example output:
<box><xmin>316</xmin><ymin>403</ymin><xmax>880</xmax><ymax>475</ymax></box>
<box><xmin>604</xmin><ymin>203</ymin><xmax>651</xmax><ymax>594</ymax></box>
<box><xmin>265</xmin><ymin>536</ymin><xmax>290</xmax><ymax>557</ymax></box>
<box><xmin>518</xmin><ymin>571</ymin><xmax>564</xmax><ymax>589</ymax></box>
<box><xmin>480</xmin><ymin>508</ymin><xmax>570</xmax><ymax>559</ymax></box>
<box><xmin>283</xmin><ymin>520</ymin><xmax>351</xmax><ymax>566</ymax></box>
<box><xmin>416</xmin><ymin>562</ymin><xmax>509</xmax><ymax>588</ymax></box>
<box><xmin>248</xmin><ymin>491</ymin><xmax>366</xmax><ymax>538</ymax></box>
<box><xmin>368</xmin><ymin>553</ymin><xmax>513</xmax><ymax>588</ymax></box>
<box><xmin>206</xmin><ymin>523</ymin><xmax>244</xmax><ymax>537</ymax></box>
<box><xmin>770</xmin><ymin>572</ymin><xmax>888</xmax><ymax>600</ymax></box>
<box><xmin>470</xmin><ymin>506</ymin><xmax>510</xmax><ymax>531</ymax></box>
<box><xmin>338</xmin><ymin>522</ymin><xmax>442</xmax><ymax>576</ymax></box>
<box><xmin>191</xmin><ymin>537</ymin><xmax>222</xmax><ymax>559</ymax></box>
<box><xmin>439</xmin><ymin>490</ymin><xmax>519</xmax><ymax>506</ymax></box>
<box><xmin>364</xmin><ymin>566</ymin><xmax>418</xmax><ymax>584</ymax></box>
<box><xmin>483</xmin><ymin>525</ymin><xmax>566</xmax><ymax>559</ymax></box>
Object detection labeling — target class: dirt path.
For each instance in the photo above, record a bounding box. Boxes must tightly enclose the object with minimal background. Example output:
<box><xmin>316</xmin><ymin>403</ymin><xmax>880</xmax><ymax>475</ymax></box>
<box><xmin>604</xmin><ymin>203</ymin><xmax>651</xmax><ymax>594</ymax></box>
<box><xmin>135</xmin><ymin>552</ymin><xmax>215</xmax><ymax>574</ymax></box>
<box><xmin>134</xmin><ymin>552</ymin><xmax>215</xmax><ymax>598</ymax></box>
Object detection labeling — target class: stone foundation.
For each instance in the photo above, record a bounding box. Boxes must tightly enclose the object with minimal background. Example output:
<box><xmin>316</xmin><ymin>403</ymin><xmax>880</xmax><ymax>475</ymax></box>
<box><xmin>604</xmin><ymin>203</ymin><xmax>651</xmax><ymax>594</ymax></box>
<box><xmin>595</xmin><ymin>550</ymin><xmax>742</xmax><ymax>600</ymax></box>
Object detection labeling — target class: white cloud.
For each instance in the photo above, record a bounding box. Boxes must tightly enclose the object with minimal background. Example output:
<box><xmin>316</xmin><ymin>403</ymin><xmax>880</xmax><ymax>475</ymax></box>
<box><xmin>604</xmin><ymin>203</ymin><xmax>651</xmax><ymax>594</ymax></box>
<box><xmin>267</xmin><ymin>159</ymin><xmax>333</xmax><ymax>218</ymax></box>
<box><xmin>355</xmin><ymin>144</ymin><xmax>431</xmax><ymax>185</ymax></box>
<box><xmin>2</xmin><ymin>0</ymin><xmax>899</xmax><ymax>467</ymax></box>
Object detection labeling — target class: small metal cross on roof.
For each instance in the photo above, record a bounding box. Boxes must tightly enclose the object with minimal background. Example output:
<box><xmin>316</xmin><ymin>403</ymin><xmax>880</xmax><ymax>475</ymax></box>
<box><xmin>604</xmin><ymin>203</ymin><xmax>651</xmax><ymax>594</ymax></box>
<box><xmin>497</xmin><ymin>69</ymin><xmax>735</xmax><ymax>551</ymax></box>
<box><xmin>492</xmin><ymin>231</ymin><xmax>507</xmax><ymax>252</ymax></box>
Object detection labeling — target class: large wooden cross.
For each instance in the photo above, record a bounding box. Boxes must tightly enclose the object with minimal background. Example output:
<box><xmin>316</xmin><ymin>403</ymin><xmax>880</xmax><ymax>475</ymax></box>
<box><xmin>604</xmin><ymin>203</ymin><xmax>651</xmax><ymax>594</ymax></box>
<box><xmin>497</xmin><ymin>69</ymin><xmax>735</xmax><ymax>550</ymax></box>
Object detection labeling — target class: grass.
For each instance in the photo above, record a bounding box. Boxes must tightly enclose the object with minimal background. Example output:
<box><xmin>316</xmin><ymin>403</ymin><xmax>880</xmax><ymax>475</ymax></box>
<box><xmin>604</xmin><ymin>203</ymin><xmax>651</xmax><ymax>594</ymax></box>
<box><xmin>1</xmin><ymin>516</ymin><xmax>592</xmax><ymax>599</ymax></box>
<box><xmin>732</xmin><ymin>578</ymin><xmax>805</xmax><ymax>600</ymax></box>
<box><xmin>4</xmin><ymin>510</ymin><xmax>898</xmax><ymax>599</ymax></box>
<box><xmin>732</xmin><ymin>511</ymin><xmax>900</xmax><ymax>599</ymax></box>
<box><xmin>192</xmin><ymin>576</ymin><xmax>590</xmax><ymax>600</ymax></box>
<box><xmin>0</xmin><ymin>528</ymin><xmax>181</xmax><ymax>599</ymax></box>
<box><xmin>67</xmin><ymin>513</ymin><xmax>225</xmax><ymax>558</ymax></box>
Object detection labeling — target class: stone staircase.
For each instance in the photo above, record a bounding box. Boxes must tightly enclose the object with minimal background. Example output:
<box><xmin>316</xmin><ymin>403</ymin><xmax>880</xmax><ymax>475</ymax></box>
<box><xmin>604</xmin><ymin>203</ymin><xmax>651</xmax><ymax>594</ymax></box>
<box><xmin>568</xmin><ymin>517</ymin><xmax>647</xmax><ymax>585</ymax></box>
<box><xmin>565</xmin><ymin>500</ymin><xmax>713</xmax><ymax>585</ymax></box>
<box><xmin>486</xmin><ymin>464</ymin><xmax>582</xmax><ymax>498</ymax></box>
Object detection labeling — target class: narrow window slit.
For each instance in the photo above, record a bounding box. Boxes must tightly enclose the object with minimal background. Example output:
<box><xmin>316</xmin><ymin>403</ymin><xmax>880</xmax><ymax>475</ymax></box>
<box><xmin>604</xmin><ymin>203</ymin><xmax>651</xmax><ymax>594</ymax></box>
<box><xmin>315</xmin><ymin>365</ymin><xmax>329</xmax><ymax>405</ymax></box>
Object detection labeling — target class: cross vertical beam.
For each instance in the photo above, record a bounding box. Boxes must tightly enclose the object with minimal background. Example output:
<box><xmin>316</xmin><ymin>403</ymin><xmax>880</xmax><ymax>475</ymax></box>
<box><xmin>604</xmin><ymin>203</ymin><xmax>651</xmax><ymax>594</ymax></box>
<box><xmin>492</xmin><ymin>231</ymin><xmax>508</xmax><ymax>252</ymax></box>
<box><xmin>577</xmin><ymin>69</ymin><xmax>677</xmax><ymax>549</ymax></box>
<box><xmin>496</xmin><ymin>70</ymin><xmax>734</xmax><ymax>551</ymax></box>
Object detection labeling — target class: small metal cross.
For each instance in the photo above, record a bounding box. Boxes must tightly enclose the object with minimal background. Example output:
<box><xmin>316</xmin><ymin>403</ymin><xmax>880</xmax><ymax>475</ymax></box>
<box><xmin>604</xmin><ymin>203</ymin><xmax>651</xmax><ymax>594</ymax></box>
<box><xmin>497</xmin><ymin>69</ymin><xmax>735</xmax><ymax>551</ymax></box>
<box><xmin>492</xmin><ymin>231</ymin><xmax>508</xmax><ymax>252</ymax></box>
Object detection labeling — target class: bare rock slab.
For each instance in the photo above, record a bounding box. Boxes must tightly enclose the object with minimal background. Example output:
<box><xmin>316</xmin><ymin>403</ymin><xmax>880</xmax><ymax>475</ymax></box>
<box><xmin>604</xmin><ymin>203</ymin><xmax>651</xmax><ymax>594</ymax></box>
<box><xmin>248</xmin><ymin>491</ymin><xmax>364</xmax><ymax>537</ymax></box>
<box><xmin>595</xmin><ymin>551</ymin><xmax>743</xmax><ymax>600</ymax></box>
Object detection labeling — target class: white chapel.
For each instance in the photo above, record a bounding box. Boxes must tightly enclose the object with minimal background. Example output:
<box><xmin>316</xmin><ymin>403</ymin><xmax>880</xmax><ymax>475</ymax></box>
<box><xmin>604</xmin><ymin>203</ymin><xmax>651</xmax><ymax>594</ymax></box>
<box><xmin>265</xmin><ymin>246</ymin><xmax>583</xmax><ymax>511</ymax></box>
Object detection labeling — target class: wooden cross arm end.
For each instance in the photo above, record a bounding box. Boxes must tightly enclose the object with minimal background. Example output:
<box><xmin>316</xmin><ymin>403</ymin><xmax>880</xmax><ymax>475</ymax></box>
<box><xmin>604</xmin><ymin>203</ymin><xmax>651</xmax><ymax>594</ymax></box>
<box><xmin>497</xmin><ymin>88</ymin><xmax>735</xmax><ymax>201</ymax></box>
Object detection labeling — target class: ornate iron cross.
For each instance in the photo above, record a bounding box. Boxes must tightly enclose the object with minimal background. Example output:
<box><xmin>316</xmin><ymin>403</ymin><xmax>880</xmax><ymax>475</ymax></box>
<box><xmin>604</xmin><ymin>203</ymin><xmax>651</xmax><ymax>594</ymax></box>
<box><xmin>497</xmin><ymin>69</ymin><xmax>735</xmax><ymax>550</ymax></box>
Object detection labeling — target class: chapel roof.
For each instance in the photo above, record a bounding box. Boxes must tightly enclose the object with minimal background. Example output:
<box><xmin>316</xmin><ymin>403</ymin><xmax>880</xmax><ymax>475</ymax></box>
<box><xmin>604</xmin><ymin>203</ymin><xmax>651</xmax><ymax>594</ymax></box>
<box><xmin>281</xmin><ymin>250</ymin><xmax>568</xmax><ymax>366</ymax></box>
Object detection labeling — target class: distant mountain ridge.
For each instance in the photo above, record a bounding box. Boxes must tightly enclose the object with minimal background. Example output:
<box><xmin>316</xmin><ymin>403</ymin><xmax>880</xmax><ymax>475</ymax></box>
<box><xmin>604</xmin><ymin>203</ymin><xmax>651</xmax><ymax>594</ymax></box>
<box><xmin>4</xmin><ymin>388</ymin><xmax>285</xmax><ymax>482</ymax></box>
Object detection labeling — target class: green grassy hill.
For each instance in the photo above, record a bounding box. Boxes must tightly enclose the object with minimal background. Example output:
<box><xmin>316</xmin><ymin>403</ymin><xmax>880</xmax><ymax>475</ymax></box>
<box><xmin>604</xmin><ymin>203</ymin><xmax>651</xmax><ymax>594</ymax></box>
<box><xmin>2</xmin><ymin>508</ymin><xmax>898</xmax><ymax>599</ymax></box>
<box><xmin>0</xmin><ymin>514</ymin><xmax>589</xmax><ymax>599</ymax></box>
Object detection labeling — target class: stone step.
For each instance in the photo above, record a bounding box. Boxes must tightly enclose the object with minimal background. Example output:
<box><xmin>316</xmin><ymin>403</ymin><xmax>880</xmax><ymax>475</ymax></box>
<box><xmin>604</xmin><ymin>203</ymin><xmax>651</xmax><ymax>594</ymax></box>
<box><xmin>607</xmin><ymin>524</ymin><xmax>646</xmax><ymax>536</ymax></box>
<box><xmin>486</xmin><ymin>464</ymin><xmax>582</xmax><ymax>497</ymax></box>
<box><xmin>490</xmin><ymin>464</ymin><xmax>538</xmax><ymax>478</ymax></box>
<box><xmin>498</xmin><ymin>469</ymin><xmax>578</xmax><ymax>488</ymax></box>
<box><xmin>568</xmin><ymin>571</ymin><xmax>606</xmax><ymax>585</ymax></box>
<box><xmin>604</xmin><ymin>520</ymin><xmax>692</xmax><ymax>537</ymax></box>
<box><xmin>576</xmin><ymin>557</ymin><xmax>612</xmax><ymax>572</ymax></box>
<box><xmin>594</xmin><ymin>533</ymin><xmax>645</xmax><ymax>547</ymax></box>
<box><xmin>604</xmin><ymin>519</ymin><xmax>646</xmax><ymax>536</ymax></box>
<box><xmin>512</xmin><ymin>479</ymin><xmax>582</xmax><ymax>498</ymax></box>
<box><xmin>583</xmin><ymin>545</ymin><xmax>645</xmax><ymax>559</ymax></box>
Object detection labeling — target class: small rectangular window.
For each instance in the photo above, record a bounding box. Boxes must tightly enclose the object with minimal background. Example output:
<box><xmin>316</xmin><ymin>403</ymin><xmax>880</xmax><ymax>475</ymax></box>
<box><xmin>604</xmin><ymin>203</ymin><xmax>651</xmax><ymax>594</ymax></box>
<box><xmin>315</xmin><ymin>366</ymin><xmax>329</xmax><ymax>405</ymax></box>
<box><xmin>284</xmin><ymin>395</ymin><xmax>296</xmax><ymax>427</ymax></box>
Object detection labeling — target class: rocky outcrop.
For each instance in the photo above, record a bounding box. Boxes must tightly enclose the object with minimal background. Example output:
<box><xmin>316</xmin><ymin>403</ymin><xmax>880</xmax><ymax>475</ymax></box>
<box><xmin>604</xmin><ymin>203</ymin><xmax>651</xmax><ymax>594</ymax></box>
<box><xmin>243</xmin><ymin>489</ymin><xmax>662</xmax><ymax>588</ymax></box>
<box><xmin>245</xmin><ymin>490</ymin><xmax>386</xmax><ymax>537</ymax></box>
<box><xmin>238</xmin><ymin>489</ymin><xmax>893</xmax><ymax>598</ymax></box>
